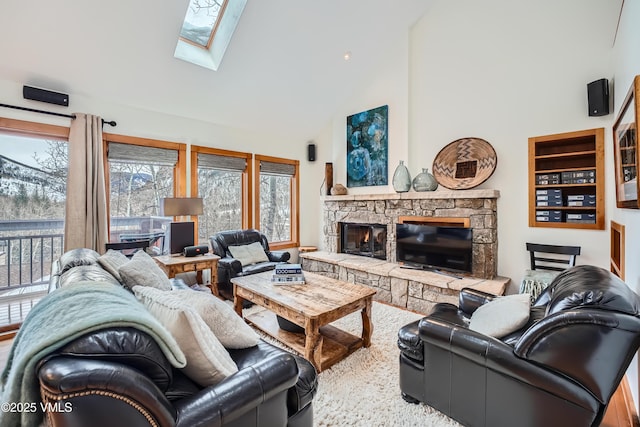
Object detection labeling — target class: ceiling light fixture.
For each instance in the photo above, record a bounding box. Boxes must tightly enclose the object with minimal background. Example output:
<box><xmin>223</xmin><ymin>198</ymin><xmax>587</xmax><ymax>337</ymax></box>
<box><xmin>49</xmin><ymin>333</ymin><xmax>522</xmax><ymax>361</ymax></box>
<box><xmin>343</xmin><ymin>51</ymin><xmax>352</xmax><ymax>61</ymax></box>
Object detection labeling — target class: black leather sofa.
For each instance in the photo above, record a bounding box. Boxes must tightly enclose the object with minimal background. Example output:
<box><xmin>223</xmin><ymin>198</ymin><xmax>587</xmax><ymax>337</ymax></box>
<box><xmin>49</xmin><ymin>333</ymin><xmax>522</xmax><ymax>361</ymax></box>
<box><xmin>397</xmin><ymin>265</ymin><xmax>640</xmax><ymax>427</ymax></box>
<box><xmin>33</xmin><ymin>249</ymin><xmax>317</xmax><ymax>427</ymax></box>
<box><xmin>209</xmin><ymin>229</ymin><xmax>290</xmax><ymax>301</ymax></box>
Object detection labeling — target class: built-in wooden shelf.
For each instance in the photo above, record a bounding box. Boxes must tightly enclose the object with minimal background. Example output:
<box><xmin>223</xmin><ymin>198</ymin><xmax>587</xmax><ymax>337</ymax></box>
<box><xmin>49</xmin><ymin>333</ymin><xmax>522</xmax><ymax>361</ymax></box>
<box><xmin>528</xmin><ymin>128</ymin><xmax>605</xmax><ymax>230</ymax></box>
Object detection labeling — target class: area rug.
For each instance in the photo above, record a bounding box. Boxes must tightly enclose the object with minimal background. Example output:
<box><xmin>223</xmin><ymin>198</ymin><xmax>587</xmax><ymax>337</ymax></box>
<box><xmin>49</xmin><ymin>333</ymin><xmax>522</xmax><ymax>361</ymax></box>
<box><xmin>246</xmin><ymin>302</ymin><xmax>462</xmax><ymax>427</ymax></box>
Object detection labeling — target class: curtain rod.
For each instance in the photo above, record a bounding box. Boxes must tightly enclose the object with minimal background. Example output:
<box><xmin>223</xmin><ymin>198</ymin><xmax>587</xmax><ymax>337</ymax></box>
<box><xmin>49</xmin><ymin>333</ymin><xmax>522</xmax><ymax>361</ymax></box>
<box><xmin>0</xmin><ymin>103</ymin><xmax>117</xmax><ymax>127</ymax></box>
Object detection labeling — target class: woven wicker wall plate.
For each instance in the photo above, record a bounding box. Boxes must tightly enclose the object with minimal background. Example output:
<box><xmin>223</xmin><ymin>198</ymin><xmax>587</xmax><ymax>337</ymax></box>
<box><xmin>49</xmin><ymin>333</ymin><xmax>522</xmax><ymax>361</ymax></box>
<box><xmin>432</xmin><ymin>137</ymin><xmax>497</xmax><ymax>190</ymax></box>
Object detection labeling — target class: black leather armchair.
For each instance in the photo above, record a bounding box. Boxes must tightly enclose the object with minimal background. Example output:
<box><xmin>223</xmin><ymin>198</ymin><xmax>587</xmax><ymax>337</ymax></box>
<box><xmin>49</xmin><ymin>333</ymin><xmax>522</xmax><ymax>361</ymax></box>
<box><xmin>397</xmin><ymin>265</ymin><xmax>640</xmax><ymax>427</ymax></box>
<box><xmin>210</xmin><ymin>229</ymin><xmax>290</xmax><ymax>301</ymax></box>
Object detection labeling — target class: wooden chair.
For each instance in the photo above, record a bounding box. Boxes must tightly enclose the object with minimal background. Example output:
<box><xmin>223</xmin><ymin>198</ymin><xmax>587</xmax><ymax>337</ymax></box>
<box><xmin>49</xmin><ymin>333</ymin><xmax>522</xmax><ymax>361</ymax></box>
<box><xmin>521</xmin><ymin>243</ymin><xmax>581</xmax><ymax>301</ymax></box>
<box><xmin>526</xmin><ymin>242</ymin><xmax>581</xmax><ymax>271</ymax></box>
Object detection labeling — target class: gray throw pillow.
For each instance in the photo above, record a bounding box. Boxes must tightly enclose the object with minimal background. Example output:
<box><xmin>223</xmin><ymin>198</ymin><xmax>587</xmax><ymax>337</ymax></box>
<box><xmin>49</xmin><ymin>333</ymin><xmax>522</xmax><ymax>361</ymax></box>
<box><xmin>97</xmin><ymin>250</ymin><xmax>130</xmax><ymax>282</ymax></box>
<box><xmin>173</xmin><ymin>289</ymin><xmax>259</xmax><ymax>349</ymax></box>
<box><xmin>119</xmin><ymin>251</ymin><xmax>171</xmax><ymax>291</ymax></box>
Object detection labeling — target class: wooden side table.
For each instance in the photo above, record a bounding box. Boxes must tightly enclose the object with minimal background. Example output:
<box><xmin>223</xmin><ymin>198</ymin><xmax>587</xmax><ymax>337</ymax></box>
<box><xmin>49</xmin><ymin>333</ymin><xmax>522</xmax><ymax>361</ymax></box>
<box><xmin>154</xmin><ymin>253</ymin><xmax>220</xmax><ymax>295</ymax></box>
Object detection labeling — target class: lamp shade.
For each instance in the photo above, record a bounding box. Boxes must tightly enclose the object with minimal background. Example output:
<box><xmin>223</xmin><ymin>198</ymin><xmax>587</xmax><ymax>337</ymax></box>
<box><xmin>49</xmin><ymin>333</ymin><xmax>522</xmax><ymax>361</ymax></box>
<box><xmin>159</xmin><ymin>197</ymin><xmax>204</xmax><ymax>216</ymax></box>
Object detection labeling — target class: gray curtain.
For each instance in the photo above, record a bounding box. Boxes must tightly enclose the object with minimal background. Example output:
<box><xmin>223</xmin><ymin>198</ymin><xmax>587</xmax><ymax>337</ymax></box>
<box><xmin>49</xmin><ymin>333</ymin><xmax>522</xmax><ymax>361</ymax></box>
<box><xmin>64</xmin><ymin>113</ymin><xmax>108</xmax><ymax>252</ymax></box>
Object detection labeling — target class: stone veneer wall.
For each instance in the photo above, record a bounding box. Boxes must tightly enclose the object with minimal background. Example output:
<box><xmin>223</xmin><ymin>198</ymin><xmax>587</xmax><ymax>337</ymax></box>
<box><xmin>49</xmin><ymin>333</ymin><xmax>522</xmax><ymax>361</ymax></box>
<box><xmin>322</xmin><ymin>189</ymin><xmax>500</xmax><ymax>279</ymax></box>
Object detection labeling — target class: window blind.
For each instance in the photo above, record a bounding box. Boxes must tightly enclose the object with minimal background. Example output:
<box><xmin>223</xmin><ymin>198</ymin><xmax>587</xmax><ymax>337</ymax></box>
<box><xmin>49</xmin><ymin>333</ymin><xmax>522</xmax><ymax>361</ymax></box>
<box><xmin>197</xmin><ymin>153</ymin><xmax>247</xmax><ymax>171</ymax></box>
<box><xmin>108</xmin><ymin>143</ymin><xmax>178</xmax><ymax>166</ymax></box>
<box><xmin>260</xmin><ymin>160</ymin><xmax>296</xmax><ymax>176</ymax></box>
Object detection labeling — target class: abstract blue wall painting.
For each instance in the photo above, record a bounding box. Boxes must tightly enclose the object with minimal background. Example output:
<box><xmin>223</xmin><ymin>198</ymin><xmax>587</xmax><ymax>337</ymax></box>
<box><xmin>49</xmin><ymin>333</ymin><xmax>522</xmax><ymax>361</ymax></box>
<box><xmin>346</xmin><ymin>105</ymin><xmax>388</xmax><ymax>188</ymax></box>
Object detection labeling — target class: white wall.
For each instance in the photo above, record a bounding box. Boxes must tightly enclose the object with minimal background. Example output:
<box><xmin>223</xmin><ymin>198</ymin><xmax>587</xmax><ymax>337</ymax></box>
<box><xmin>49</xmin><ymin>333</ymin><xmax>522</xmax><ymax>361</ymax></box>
<box><xmin>324</xmin><ymin>31</ymin><xmax>412</xmax><ymax>193</ymax></box>
<box><xmin>611</xmin><ymin>0</ymin><xmax>640</xmax><ymax>411</ymax></box>
<box><xmin>0</xmin><ymin>78</ymin><xmax>322</xmax><ymax>249</ymax></box>
<box><xmin>408</xmin><ymin>0</ymin><xmax>619</xmax><ymax>289</ymax></box>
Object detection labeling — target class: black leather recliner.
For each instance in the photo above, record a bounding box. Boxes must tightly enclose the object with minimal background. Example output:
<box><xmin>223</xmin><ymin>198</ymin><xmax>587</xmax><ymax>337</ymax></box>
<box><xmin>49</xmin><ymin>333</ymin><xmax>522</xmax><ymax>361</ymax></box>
<box><xmin>397</xmin><ymin>265</ymin><xmax>640</xmax><ymax>427</ymax></box>
<box><xmin>209</xmin><ymin>229</ymin><xmax>290</xmax><ymax>301</ymax></box>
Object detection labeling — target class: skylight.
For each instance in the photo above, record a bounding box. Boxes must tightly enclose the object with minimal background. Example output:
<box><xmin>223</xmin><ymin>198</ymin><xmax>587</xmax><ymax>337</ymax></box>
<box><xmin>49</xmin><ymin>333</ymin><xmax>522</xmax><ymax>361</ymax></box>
<box><xmin>179</xmin><ymin>0</ymin><xmax>228</xmax><ymax>49</ymax></box>
<box><xmin>174</xmin><ymin>0</ymin><xmax>247</xmax><ymax>71</ymax></box>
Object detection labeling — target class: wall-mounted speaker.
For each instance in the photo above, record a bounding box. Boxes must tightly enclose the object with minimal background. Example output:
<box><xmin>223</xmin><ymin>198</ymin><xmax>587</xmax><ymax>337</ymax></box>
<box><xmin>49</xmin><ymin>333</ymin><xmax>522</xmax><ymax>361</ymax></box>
<box><xmin>307</xmin><ymin>143</ymin><xmax>316</xmax><ymax>162</ymax></box>
<box><xmin>23</xmin><ymin>85</ymin><xmax>69</xmax><ymax>107</ymax></box>
<box><xmin>587</xmin><ymin>78</ymin><xmax>609</xmax><ymax>117</ymax></box>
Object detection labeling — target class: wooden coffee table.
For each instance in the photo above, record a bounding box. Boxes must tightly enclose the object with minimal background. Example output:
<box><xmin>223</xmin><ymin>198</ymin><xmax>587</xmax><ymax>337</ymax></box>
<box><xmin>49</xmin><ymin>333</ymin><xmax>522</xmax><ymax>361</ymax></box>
<box><xmin>232</xmin><ymin>270</ymin><xmax>376</xmax><ymax>372</ymax></box>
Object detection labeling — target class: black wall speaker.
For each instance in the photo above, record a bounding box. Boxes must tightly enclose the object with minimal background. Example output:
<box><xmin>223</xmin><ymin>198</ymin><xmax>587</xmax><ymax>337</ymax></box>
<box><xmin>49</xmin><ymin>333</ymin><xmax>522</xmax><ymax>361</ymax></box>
<box><xmin>587</xmin><ymin>78</ymin><xmax>609</xmax><ymax>117</ymax></box>
<box><xmin>23</xmin><ymin>86</ymin><xmax>69</xmax><ymax>107</ymax></box>
<box><xmin>183</xmin><ymin>244</ymin><xmax>209</xmax><ymax>257</ymax></box>
<box><xmin>307</xmin><ymin>143</ymin><xmax>316</xmax><ymax>162</ymax></box>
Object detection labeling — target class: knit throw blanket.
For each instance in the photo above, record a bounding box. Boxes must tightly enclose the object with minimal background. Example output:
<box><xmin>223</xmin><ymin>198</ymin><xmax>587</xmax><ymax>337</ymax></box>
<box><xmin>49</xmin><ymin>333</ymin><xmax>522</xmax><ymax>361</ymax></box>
<box><xmin>0</xmin><ymin>281</ymin><xmax>186</xmax><ymax>427</ymax></box>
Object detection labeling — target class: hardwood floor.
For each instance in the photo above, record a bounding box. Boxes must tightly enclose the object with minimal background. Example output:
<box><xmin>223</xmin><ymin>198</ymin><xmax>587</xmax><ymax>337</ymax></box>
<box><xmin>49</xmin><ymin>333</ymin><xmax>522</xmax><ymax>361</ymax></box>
<box><xmin>0</xmin><ymin>333</ymin><xmax>635</xmax><ymax>426</ymax></box>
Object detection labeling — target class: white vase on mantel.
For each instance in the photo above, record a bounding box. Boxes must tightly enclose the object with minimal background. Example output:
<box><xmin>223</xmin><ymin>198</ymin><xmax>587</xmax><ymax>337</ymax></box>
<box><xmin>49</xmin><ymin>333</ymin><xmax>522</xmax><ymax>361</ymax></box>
<box><xmin>392</xmin><ymin>160</ymin><xmax>411</xmax><ymax>193</ymax></box>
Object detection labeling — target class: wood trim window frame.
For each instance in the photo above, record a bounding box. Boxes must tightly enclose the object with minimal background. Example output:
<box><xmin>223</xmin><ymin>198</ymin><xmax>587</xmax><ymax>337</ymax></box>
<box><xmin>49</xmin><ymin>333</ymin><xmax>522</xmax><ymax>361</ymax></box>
<box><xmin>254</xmin><ymin>154</ymin><xmax>300</xmax><ymax>250</ymax></box>
<box><xmin>190</xmin><ymin>145</ymin><xmax>253</xmax><ymax>239</ymax></box>
<box><xmin>102</xmin><ymin>132</ymin><xmax>187</xmax><ymax>241</ymax></box>
<box><xmin>0</xmin><ymin>117</ymin><xmax>70</xmax><ymax>140</ymax></box>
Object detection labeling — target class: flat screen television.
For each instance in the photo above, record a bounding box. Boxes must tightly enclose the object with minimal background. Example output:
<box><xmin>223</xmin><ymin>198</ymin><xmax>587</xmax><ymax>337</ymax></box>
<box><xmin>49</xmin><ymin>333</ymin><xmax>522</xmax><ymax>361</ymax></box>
<box><xmin>395</xmin><ymin>223</ymin><xmax>473</xmax><ymax>274</ymax></box>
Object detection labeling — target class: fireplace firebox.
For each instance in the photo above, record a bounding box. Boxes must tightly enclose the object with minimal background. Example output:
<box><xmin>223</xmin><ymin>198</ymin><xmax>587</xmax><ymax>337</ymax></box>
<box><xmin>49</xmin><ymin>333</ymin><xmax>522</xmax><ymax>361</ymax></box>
<box><xmin>340</xmin><ymin>223</ymin><xmax>387</xmax><ymax>260</ymax></box>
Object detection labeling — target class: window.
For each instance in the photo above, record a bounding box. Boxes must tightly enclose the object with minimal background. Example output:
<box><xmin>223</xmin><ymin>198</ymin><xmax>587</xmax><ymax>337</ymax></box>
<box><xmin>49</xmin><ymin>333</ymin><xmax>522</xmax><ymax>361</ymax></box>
<box><xmin>104</xmin><ymin>134</ymin><xmax>186</xmax><ymax>248</ymax></box>
<box><xmin>254</xmin><ymin>155</ymin><xmax>299</xmax><ymax>249</ymax></box>
<box><xmin>0</xmin><ymin>117</ymin><xmax>70</xmax><ymax>328</ymax></box>
<box><xmin>191</xmin><ymin>146</ymin><xmax>252</xmax><ymax>244</ymax></box>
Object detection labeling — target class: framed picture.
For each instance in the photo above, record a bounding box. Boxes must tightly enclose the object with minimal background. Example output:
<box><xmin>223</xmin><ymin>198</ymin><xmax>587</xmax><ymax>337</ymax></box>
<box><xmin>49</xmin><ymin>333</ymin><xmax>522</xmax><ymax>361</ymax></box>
<box><xmin>346</xmin><ymin>105</ymin><xmax>388</xmax><ymax>188</ymax></box>
<box><xmin>613</xmin><ymin>75</ymin><xmax>640</xmax><ymax>209</ymax></box>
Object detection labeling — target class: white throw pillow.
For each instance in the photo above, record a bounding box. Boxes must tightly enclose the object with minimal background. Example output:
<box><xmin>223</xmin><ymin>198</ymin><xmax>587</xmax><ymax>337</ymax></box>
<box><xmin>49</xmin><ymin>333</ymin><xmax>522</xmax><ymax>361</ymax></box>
<box><xmin>228</xmin><ymin>242</ymin><xmax>269</xmax><ymax>266</ymax></box>
<box><xmin>469</xmin><ymin>293</ymin><xmax>531</xmax><ymax>338</ymax></box>
<box><xmin>173</xmin><ymin>289</ymin><xmax>259</xmax><ymax>349</ymax></box>
<box><xmin>118</xmin><ymin>250</ymin><xmax>171</xmax><ymax>291</ymax></box>
<box><xmin>133</xmin><ymin>286</ymin><xmax>238</xmax><ymax>386</ymax></box>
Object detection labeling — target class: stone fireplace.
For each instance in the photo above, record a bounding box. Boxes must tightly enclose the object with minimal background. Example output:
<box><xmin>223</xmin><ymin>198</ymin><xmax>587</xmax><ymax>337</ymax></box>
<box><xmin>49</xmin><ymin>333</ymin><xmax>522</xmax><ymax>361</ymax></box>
<box><xmin>339</xmin><ymin>222</ymin><xmax>387</xmax><ymax>260</ymax></box>
<box><xmin>323</xmin><ymin>189</ymin><xmax>499</xmax><ymax>279</ymax></box>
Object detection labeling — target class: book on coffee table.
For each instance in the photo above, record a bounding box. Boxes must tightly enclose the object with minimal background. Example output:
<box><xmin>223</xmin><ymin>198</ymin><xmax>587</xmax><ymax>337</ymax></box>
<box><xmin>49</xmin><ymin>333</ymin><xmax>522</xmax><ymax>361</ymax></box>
<box><xmin>275</xmin><ymin>263</ymin><xmax>302</xmax><ymax>274</ymax></box>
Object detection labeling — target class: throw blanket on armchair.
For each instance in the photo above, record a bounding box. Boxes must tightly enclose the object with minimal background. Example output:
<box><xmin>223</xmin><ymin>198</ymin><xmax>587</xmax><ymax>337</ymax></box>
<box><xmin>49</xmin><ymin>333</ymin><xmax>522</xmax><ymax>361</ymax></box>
<box><xmin>0</xmin><ymin>281</ymin><xmax>186</xmax><ymax>427</ymax></box>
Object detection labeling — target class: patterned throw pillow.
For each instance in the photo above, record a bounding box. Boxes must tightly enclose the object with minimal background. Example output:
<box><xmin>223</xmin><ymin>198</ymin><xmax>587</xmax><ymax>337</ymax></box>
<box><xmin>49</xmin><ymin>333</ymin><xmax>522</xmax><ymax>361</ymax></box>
<box><xmin>519</xmin><ymin>269</ymin><xmax>560</xmax><ymax>303</ymax></box>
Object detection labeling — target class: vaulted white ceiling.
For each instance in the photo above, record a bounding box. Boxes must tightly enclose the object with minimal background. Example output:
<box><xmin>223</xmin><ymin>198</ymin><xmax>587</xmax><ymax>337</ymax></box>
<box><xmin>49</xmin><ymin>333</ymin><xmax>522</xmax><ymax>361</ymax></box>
<box><xmin>0</xmin><ymin>1</ymin><xmax>432</xmax><ymax>141</ymax></box>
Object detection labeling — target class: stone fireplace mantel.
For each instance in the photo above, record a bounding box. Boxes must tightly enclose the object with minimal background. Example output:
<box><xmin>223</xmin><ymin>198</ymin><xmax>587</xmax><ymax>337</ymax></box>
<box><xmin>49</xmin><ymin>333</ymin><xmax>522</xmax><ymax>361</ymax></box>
<box><xmin>322</xmin><ymin>189</ymin><xmax>500</xmax><ymax>279</ymax></box>
<box><xmin>323</xmin><ymin>188</ymin><xmax>499</xmax><ymax>203</ymax></box>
